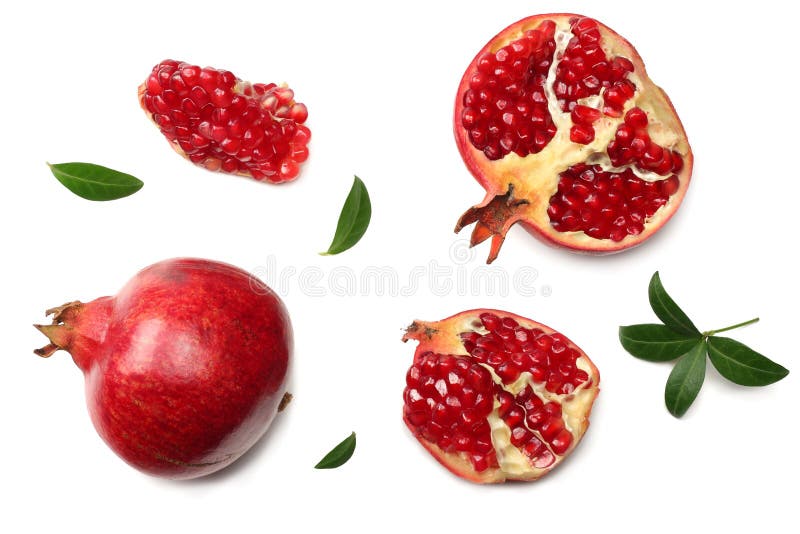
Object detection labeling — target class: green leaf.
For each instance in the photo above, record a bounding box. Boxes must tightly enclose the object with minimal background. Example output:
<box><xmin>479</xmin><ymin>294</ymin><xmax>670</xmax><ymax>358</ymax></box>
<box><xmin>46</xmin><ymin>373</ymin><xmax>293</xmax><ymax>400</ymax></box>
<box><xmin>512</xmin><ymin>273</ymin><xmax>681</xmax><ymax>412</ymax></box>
<box><xmin>48</xmin><ymin>162</ymin><xmax>143</xmax><ymax>201</ymax></box>
<box><xmin>648</xmin><ymin>272</ymin><xmax>700</xmax><ymax>336</ymax></box>
<box><xmin>315</xmin><ymin>432</ymin><xmax>356</xmax><ymax>469</ymax></box>
<box><xmin>321</xmin><ymin>176</ymin><xmax>371</xmax><ymax>255</ymax></box>
<box><xmin>707</xmin><ymin>336</ymin><xmax>789</xmax><ymax>386</ymax></box>
<box><xmin>619</xmin><ymin>324</ymin><xmax>701</xmax><ymax>362</ymax></box>
<box><xmin>665</xmin><ymin>340</ymin><xmax>707</xmax><ymax>417</ymax></box>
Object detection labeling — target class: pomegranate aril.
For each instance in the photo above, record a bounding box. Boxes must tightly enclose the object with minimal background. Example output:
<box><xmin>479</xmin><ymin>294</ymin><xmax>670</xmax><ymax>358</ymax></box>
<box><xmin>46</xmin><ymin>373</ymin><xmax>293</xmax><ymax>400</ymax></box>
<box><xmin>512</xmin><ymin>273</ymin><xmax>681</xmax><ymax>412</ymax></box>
<box><xmin>474</xmin><ymin>392</ymin><xmax>493</xmax><ymax>414</ymax></box>
<box><xmin>480</xmin><ymin>313</ymin><xmax>501</xmax><ymax>331</ymax></box>
<box><xmin>458</xmin><ymin>406</ymin><xmax>479</xmax><ymax>427</ymax></box>
<box><xmin>661</xmin><ymin>176</ymin><xmax>680</xmax><ymax>195</ymax></box>
<box><xmin>504</xmin><ymin>407</ymin><xmax>525</xmax><ymax>428</ymax></box>
<box><xmin>473</xmin><ymin>434</ymin><xmax>493</xmax><ymax>455</ymax></box>
<box><xmin>510</xmin><ymin>426</ymin><xmax>533</xmax><ymax>447</ymax></box>
<box><xmin>541</xmin><ymin>418</ymin><xmax>565</xmax><ymax>442</ymax></box>
<box><xmin>625</xmin><ymin>107</ymin><xmax>648</xmax><ymax>129</ymax></box>
<box><xmin>431</xmin><ymin>402</ymin><xmax>451</xmax><ymax>425</ymax></box>
<box><xmin>497</xmin><ymin>391</ymin><xmax>514</xmax><ymax>417</ymax></box>
<box><xmin>571</xmin><ymin>104</ymin><xmax>602</xmax><ymax>125</ymax></box>
<box><xmin>471</xmin><ymin>454</ymin><xmax>490</xmax><ymax>472</ymax></box>
<box><xmin>533</xmin><ymin>450</ymin><xmax>555</xmax><ymax>468</ymax></box>
<box><xmin>526</xmin><ymin>409</ymin><xmax>547</xmax><ymax>429</ymax></box>
<box><xmin>497</xmin><ymin>362</ymin><xmax>522</xmax><ymax>383</ymax></box>
<box><xmin>570</xmin><ymin>124</ymin><xmax>595</xmax><ymax>144</ymax></box>
<box><xmin>546</xmin><ymin>376</ymin><xmax>563</xmax><ymax>393</ymax></box>
<box><xmin>455</xmin><ymin>434</ymin><xmax>472</xmax><ymax>452</ymax></box>
<box><xmin>530</xmin><ymin>366</ymin><xmax>547</xmax><ymax>382</ymax></box>
<box><xmin>522</xmin><ymin>437</ymin><xmax>545</xmax><ymax>458</ymax></box>
<box><xmin>405</xmin><ymin>410</ymin><xmax>427</xmax><ymax>427</ymax></box>
<box><xmin>543</xmin><ymin>402</ymin><xmax>562</xmax><ymax>417</ymax></box>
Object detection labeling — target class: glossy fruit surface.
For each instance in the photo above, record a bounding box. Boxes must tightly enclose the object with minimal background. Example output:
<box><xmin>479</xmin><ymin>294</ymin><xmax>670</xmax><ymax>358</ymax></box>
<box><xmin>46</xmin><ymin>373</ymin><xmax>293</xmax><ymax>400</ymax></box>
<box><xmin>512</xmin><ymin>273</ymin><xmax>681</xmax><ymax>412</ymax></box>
<box><xmin>402</xmin><ymin>309</ymin><xmax>599</xmax><ymax>483</ymax></box>
<box><xmin>454</xmin><ymin>14</ymin><xmax>692</xmax><ymax>262</ymax></box>
<box><xmin>140</xmin><ymin>59</ymin><xmax>310</xmax><ymax>183</ymax></box>
<box><xmin>34</xmin><ymin>258</ymin><xmax>292</xmax><ymax>479</ymax></box>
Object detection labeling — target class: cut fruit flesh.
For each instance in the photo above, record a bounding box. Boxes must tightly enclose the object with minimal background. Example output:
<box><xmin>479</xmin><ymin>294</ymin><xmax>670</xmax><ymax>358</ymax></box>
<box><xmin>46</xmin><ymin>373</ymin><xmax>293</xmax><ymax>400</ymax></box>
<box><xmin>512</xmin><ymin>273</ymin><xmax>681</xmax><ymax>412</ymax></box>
<box><xmin>402</xmin><ymin>309</ymin><xmax>600</xmax><ymax>483</ymax></box>
<box><xmin>454</xmin><ymin>14</ymin><xmax>693</xmax><ymax>261</ymax></box>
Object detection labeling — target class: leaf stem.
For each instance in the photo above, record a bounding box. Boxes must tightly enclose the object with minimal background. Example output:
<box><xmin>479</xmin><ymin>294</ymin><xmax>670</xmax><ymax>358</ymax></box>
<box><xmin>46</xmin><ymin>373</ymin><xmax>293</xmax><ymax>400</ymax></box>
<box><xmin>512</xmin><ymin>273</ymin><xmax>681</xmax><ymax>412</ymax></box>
<box><xmin>704</xmin><ymin>317</ymin><xmax>759</xmax><ymax>337</ymax></box>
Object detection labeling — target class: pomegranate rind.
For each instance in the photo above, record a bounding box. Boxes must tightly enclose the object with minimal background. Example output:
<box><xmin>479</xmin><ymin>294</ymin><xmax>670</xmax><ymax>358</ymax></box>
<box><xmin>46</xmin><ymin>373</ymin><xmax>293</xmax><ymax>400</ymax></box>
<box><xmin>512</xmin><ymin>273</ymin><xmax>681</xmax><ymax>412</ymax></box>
<box><xmin>402</xmin><ymin>309</ymin><xmax>600</xmax><ymax>483</ymax></box>
<box><xmin>34</xmin><ymin>258</ymin><xmax>293</xmax><ymax>479</ymax></box>
<box><xmin>454</xmin><ymin>14</ymin><xmax>693</xmax><ymax>259</ymax></box>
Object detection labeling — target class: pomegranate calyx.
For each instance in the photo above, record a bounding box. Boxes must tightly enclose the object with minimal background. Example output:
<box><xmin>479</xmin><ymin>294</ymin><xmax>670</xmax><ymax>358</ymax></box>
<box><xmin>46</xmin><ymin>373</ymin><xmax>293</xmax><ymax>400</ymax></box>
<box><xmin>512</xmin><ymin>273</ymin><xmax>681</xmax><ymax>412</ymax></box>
<box><xmin>33</xmin><ymin>301</ymin><xmax>85</xmax><ymax>357</ymax></box>
<box><xmin>33</xmin><ymin>298</ymin><xmax>113</xmax><ymax>371</ymax></box>
<box><xmin>455</xmin><ymin>184</ymin><xmax>529</xmax><ymax>263</ymax></box>
<box><xmin>44</xmin><ymin>300</ymin><xmax>83</xmax><ymax>323</ymax></box>
<box><xmin>403</xmin><ymin>321</ymin><xmax>439</xmax><ymax>342</ymax></box>
<box><xmin>33</xmin><ymin>325</ymin><xmax>70</xmax><ymax>357</ymax></box>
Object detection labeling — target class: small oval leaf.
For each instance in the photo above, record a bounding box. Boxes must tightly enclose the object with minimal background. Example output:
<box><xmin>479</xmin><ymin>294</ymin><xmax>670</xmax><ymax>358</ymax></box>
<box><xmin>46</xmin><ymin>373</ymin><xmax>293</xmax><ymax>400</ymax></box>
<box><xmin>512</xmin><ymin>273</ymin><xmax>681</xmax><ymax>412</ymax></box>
<box><xmin>321</xmin><ymin>176</ymin><xmax>371</xmax><ymax>255</ymax></box>
<box><xmin>707</xmin><ymin>336</ymin><xmax>789</xmax><ymax>386</ymax></box>
<box><xmin>315</xmin><ymin>432</ymin><xmax>356</xmax><ymax>469</ymax></box>
<box><xmin>619</xmin><ymin>324</ymin><xmax>701</xmax><ymax>362</ymax></box>
<box><xmin>48</xmin><ymin>162</ymin><xmax>144</xmax><ymax>201</ymax></box>
<box><xmin>648</xmin><ymin>272</ymin><xmax>700</xmax><ymax>336</ymax></box>
<box><xmin>665</xmin><ymin>340</ymin><xmax>707</xmax><ymax>418</ymax></box>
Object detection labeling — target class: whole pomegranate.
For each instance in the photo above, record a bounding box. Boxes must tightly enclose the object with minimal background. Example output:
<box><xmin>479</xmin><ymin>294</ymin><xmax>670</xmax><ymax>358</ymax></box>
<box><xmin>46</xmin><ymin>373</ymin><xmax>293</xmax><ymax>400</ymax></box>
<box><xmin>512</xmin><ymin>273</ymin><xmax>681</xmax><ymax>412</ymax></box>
<box><xmin>34</xmin><ymin>258</ymin><xmax>292</xmax><ymax>479</ymax></box>
<box><xmin>402</xmin><ymin>310</ymin><xmax>599</xmax><ymax>483</ymax></box>
<box><xmin>454</xmin><ymin>14</ymin><xmax>693</xmax><ymax>262</ymax></box>
<box><xmin>139</xmin><ymin>59</ymin><xmax>310</xmax><ymax>183</ymax></box>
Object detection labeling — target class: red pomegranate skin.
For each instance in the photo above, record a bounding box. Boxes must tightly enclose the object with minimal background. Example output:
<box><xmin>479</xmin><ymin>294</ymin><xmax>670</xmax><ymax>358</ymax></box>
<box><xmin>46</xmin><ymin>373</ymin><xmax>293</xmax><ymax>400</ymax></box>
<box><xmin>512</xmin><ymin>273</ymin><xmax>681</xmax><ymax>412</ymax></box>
<box><xmin>35</xmin><ymin>258</ymin><xmax>292</xmax><ymax>479</ymax></box>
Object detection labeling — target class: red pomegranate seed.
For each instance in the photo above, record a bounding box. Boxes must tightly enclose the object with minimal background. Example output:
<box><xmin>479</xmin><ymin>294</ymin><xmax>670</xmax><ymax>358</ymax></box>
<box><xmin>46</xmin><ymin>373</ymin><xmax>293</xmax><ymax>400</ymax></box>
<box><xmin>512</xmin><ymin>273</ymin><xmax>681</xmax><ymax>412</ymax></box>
<box><xmin>571</xmin><ymin>104</ymin><xmax>602</xmax><ymax>125</ymax></box>
<box><xmin>570</xmin><ymin>124</ymin><xmax>595</xmax><ymax>144</ymax></box>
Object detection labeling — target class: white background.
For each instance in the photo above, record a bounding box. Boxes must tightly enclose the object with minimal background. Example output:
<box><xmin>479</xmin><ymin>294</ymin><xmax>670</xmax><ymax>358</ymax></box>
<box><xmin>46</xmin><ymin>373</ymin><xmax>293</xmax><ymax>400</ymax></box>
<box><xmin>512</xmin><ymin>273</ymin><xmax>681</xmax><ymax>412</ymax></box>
<box><xmin>1</xmin><ymin>1</ymin><xmax>797</xmax><ymax>532</ymax></box>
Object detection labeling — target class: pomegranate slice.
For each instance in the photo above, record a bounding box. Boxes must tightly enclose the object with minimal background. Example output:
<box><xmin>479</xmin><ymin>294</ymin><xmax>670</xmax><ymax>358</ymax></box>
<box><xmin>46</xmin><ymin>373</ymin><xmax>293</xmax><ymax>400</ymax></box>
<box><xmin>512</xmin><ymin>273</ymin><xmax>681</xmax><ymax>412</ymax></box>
<box><xmin>139</xmin><ymin>59</ymin><xmax>310</xmax><ymax>184</ymax></box>
<box><xmin>402</xmin><ymin>310</ymin><xmax>600</xmax><ymax>483</ymax></box>
<box><xmin>454</xmin><ymin>14</ymin><xmax>692</xmax><ymax>261</ymax></box>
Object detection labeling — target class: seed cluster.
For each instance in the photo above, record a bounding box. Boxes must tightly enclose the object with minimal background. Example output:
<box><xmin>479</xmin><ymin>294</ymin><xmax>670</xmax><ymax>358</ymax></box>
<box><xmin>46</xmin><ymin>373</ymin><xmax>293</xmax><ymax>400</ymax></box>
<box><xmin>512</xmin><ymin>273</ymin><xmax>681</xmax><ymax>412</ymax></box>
<box><xmin>607</xmin><ymin>108</ymin><xmax>684</xmax><ymax>176</ymax></box>
<box><xmin>403</xmin><ymin>312</ymin><xmax>589</xmax><ymax>473</ymax></box>
<box><xmin>460</xmin><ymin>313</ymin><xmax>589</xmax><ymax>394</ymax></box>
<box><xmin>498</xmin><ymin>385</ymin><xmax>571</xmax><ymax>463</ymax></box>
<box><xmin>404</xmin><ymin>352</ymin><xmax>498</xmax><ymax>472</ymax></box>
<box><xmin>461</xmin><ymin>20</ymin><xmax>558</xmax><ymax>160</ymax></box>
<box><xmin>555</xmin><ymin>17</ymin><xmax>636</xmax><ymax>145</ymax></box>
<box><xmin>548</xmin><ymin>164</ymin><xmax>679</xmax><ymax>241</ymax></box>
<box><xmin>460</xmin><ymin>16</ymin><xmax>641</xmax><ymax>160</ymax></box>
<box><xmin>141</xmin><ymin>60</ymin><xmax>310</xmax><ymax>183</ymax></box>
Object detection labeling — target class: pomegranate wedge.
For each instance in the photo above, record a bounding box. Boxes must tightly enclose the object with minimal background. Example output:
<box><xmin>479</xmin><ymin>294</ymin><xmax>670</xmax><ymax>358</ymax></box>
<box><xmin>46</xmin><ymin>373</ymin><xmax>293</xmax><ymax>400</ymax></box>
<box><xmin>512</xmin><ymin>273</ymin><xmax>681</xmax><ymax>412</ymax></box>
<box><xmin>402</xmin><ymin>310</ymin><xmax>599</xmax><ymax>483</ymax></box>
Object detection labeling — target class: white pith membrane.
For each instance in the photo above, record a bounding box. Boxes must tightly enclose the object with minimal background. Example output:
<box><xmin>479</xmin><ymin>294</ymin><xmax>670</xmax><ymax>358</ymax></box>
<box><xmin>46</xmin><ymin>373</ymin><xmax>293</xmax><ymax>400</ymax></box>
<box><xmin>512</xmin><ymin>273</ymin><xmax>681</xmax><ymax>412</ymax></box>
<box><xmin>456</xmin><ymin>15</ymin><xmax>692</xmax><ymax>254</ymax></box>
<box><xmin>403</xmin><ymin>310</ymin><xmax>600</xmax><ymax>483</ymax></box>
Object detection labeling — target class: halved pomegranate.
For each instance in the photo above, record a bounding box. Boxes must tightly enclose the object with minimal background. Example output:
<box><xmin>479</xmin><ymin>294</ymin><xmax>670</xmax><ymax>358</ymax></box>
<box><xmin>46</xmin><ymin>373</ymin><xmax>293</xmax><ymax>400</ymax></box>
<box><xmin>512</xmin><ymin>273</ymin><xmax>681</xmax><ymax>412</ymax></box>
<box><xmin>454</xmin><ymin>14</ymin><xmax>692</xmax><ymax>262</ymax></box>
<box><xmin>402</xmin><ymin>310</ymin><xmax>599</xmax><ymax>483</ymax></box>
